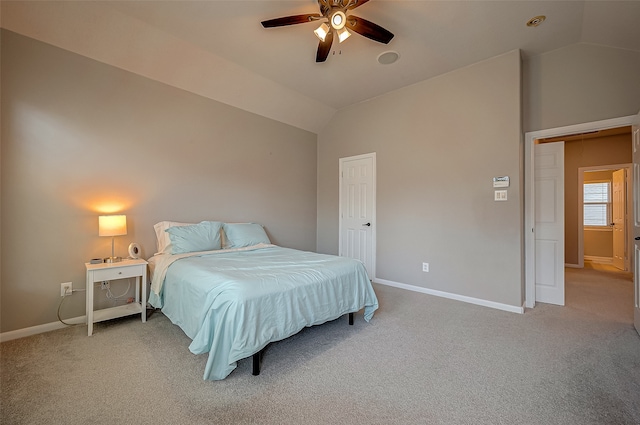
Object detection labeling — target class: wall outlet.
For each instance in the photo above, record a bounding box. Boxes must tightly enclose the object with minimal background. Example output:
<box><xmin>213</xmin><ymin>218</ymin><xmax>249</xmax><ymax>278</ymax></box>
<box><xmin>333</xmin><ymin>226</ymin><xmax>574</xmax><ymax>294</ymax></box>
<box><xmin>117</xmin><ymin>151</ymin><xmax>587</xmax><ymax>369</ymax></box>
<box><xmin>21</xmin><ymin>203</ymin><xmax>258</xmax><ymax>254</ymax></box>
<box><xmin>60</xmin><ymin>282</ymin><xmax>73</xmax><ymax>297</ymax></box>
<box><xmin>101</xmin><ymin>281</ymin><xmax>110</xmax><ymax>290</ymax></box>
<box><xmin>422</xmin><ymin>262</ymin><xmax>429</xmax><ymax>272</ymax></box>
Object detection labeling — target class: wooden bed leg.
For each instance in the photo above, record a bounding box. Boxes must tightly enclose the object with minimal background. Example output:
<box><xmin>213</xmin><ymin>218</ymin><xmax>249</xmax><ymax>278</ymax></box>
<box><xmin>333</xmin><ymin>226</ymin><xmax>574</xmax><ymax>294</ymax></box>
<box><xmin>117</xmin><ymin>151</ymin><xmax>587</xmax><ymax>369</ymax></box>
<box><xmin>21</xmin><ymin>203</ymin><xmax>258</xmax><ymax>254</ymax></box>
<box><xmin>349</xmin><ymin>312</ymin><xmax>354</xmax><ymax>325</ymax></box>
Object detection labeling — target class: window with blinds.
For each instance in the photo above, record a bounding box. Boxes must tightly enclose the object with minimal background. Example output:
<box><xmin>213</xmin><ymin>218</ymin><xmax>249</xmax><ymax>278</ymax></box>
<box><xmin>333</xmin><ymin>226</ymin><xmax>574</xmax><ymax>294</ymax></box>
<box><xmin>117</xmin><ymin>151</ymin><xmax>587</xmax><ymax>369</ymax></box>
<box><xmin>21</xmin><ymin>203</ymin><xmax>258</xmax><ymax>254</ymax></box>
<box><xmin>584</xmin><ymin>182</ymin><xmax>611</xmax><ymax>227</ymax></box>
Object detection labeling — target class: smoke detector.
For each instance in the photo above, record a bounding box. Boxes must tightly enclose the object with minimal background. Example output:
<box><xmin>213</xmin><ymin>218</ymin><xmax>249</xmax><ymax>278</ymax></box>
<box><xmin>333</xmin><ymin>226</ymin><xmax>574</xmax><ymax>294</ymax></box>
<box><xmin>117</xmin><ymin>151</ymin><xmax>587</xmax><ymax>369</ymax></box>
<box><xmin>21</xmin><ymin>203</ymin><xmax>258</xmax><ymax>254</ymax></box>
<box><xmin>527</xmin><ymin>15</ymin><xmax>546</xmax><ymax>27</ymax></box>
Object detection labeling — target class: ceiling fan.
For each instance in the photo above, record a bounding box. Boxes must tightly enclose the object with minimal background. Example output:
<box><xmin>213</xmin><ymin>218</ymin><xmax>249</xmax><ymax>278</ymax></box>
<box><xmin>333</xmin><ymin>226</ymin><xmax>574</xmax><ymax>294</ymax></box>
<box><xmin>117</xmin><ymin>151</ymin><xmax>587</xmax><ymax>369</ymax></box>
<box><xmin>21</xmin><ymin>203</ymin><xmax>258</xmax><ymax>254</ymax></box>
<box><xmin>261</xmin><ymin>0</ymin><xmax>394</xmax><ymax>63</ymax></box>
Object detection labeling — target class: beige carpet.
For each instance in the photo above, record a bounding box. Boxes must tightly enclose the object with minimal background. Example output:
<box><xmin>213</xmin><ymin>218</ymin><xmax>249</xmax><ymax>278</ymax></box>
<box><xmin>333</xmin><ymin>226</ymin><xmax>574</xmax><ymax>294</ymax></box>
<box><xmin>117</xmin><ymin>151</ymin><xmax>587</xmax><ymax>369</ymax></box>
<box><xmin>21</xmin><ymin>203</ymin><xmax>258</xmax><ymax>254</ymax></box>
<box><xmin>2</xmin><ymin>272</ymin><xmax>639</xmax><ymax>425</ymax></box>
<box><xmin>566</xmin><ymin>266</ymin><xmax>634</xmax><ymax>323</ymax></box>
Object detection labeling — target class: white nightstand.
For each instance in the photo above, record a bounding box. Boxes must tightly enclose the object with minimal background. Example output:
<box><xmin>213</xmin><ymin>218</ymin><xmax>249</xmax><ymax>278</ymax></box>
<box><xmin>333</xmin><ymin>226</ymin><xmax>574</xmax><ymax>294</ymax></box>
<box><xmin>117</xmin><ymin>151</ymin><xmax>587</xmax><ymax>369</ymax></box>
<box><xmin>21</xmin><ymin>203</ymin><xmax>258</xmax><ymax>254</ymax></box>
<box><xmin>85</xmin><ymin>258</ymin><xmax>148</xmax><ymax>336</ymax></box>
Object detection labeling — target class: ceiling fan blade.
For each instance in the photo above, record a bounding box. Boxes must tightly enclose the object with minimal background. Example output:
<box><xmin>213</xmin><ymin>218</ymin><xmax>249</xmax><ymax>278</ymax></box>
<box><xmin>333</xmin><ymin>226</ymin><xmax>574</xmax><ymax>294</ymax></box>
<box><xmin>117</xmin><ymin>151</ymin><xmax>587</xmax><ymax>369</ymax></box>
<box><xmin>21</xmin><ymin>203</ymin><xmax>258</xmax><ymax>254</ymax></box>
<box><xmin>346</xmin><ymin>0</ymin><xmax>370</xmax><ymax>10</ymax></box>
<box><xmin>346</xmin><ymin>15</ymin><xmax>394</xmax><ymax>44</ymax></box>
<box><xmin>261</xmin><ymin>14</ymin><xmax>321</xmax><ymax>28</ymax></box>
<box><xmin>316</xmin><ymin>31</ymin><xmax>334</xmax><ymax>63</ymax></box>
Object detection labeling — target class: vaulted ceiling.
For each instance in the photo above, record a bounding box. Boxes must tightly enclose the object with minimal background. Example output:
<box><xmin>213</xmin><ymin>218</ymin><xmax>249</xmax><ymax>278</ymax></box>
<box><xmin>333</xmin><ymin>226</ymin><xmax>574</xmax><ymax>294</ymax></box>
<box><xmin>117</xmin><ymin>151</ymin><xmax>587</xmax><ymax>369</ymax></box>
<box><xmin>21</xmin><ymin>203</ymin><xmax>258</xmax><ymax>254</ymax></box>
<box><xmin>2</xmin><ymin>1</ymin><xmax>639</xmax><ymax>133</ymax></box>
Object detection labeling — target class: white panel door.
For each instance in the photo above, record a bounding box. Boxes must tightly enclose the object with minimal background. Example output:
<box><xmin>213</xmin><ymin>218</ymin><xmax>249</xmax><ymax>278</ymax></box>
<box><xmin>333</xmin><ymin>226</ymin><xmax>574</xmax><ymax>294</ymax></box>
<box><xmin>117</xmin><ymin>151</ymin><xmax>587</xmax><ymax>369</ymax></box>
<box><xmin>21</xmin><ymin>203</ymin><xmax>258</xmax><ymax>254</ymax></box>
<box><xmin>633</xmin><ymin>111</ymin><xmax>640</xmax><ymax>336</ymax></box>
<box><xmin>339</xmin><ymin>153</ymin><xmax>376</xmax><ymax>279</ymax></box>
<box><xmin>535</xmin><ymin>141</ymin><xmax>565</xmax><ymax>305</ymax></box>
<box><xmin>612</xmin><ymin>169</ymin><xmax>626</xmax><ymax>270</ymax></box>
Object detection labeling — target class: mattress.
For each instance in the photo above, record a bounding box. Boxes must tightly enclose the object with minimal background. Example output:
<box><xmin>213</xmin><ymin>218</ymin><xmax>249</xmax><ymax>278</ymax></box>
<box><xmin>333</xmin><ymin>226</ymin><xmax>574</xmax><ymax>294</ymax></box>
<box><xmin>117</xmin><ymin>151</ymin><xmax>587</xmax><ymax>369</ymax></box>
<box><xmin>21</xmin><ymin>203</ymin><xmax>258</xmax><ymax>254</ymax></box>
<box><xmin>148</xmin><ymin>245</ymin><xmax>378</xmax><ymax>380</ymax></box>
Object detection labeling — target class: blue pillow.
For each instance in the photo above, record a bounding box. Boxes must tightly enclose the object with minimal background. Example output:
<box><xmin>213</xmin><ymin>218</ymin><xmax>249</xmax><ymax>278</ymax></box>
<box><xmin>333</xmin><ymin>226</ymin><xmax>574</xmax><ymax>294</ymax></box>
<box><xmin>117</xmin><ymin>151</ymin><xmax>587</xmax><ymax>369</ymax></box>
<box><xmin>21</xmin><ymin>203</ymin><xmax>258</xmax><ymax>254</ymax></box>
<box><xmin>223</xmin><ymin>223</ymin><xmax>271</xmax><ymax>248</ymax></box>
<box><xmin>165</xmin><ymin>221</ymin><xmax>223</xmax><ymax>254</ymax></box>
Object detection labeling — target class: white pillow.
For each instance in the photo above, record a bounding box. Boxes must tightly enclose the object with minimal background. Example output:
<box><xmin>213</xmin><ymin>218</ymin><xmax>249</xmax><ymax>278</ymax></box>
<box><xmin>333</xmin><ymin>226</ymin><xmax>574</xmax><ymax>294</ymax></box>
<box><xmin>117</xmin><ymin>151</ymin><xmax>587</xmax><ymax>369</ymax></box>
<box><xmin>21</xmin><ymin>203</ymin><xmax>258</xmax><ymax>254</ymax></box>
<box><xmin>153</xmin><ymin>221</ymin><xmax>193</xmax><ymax>254</ymax></box>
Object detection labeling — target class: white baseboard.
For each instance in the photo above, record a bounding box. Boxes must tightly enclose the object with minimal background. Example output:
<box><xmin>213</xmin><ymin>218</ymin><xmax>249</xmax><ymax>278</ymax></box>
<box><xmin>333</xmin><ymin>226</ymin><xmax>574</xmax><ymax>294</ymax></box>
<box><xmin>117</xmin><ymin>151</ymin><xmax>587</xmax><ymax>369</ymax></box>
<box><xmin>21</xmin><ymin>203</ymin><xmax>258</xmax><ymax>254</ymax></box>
<box><xmin>584</xmin><ymin>256</ymin><xmax>613</xmax><ymax>264</ymax></box>
<box><xmin>2</xmin><ymin>279</ymin><xmax>527</xmax><ymax>341</ymax></box>
<box><xmin>0</xmin><ymin>315</ymin><xmax>86</xmax><ymax>343</ymax></box>
<box><xmin>373</xmin><ymin>278</ymin><xmax>525</xmax><ymax>314</ymax></box>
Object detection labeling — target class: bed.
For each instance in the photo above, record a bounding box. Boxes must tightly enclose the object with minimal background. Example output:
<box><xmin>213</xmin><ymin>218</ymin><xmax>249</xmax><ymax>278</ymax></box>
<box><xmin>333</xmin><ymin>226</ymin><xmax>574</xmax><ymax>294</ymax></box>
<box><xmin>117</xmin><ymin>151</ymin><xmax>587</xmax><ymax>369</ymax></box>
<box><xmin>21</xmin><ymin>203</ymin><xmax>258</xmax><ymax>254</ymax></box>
<box><xmin>147</xmin><ymin>221</ymin><xmax>379</xmax><ymax>380</ymax></box>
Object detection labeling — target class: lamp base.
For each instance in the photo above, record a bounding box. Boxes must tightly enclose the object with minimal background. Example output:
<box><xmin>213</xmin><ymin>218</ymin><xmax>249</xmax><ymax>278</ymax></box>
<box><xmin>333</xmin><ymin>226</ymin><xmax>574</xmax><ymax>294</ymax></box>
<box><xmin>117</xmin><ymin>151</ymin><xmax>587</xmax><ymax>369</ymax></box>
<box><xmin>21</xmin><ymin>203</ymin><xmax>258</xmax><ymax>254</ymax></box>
<box><xmin>103</xmin><ymin>256</ymin><xmax>123</xmax><ymax>263</ymax></box>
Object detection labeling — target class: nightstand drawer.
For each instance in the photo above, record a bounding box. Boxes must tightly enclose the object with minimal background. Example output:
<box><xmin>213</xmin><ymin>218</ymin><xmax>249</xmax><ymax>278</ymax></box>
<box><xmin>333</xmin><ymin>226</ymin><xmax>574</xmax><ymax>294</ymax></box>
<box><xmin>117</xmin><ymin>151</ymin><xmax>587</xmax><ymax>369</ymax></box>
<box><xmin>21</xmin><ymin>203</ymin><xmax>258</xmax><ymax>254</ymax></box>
<box><xmin>92</xmin><ymin>265</ymin><xmax>144</xmax><ymax>282</ymax></box>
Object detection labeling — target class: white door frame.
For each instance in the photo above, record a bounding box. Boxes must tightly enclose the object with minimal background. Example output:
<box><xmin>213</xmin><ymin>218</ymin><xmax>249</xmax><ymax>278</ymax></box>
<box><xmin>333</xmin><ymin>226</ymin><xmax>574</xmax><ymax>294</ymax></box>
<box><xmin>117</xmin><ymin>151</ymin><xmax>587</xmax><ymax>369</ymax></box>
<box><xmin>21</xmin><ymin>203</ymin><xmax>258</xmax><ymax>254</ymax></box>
<box><xmin>525</xmin><ymin>115</ymin><xmax>636</xmax><ymax>308</ymax></box>
<box><xmin>632</xmin><ymin>111</ymin><xmax>640</xmax><ymax>335</ymax></box>
<box><xmin>339</xmin><ymin>152</ymin><xmax>377</xmax><ymax>280</ymax></box>
<box><xmin>578</xmin><ymin>164</ymin><xmax>632</xmax><ymax>270</ymax></box>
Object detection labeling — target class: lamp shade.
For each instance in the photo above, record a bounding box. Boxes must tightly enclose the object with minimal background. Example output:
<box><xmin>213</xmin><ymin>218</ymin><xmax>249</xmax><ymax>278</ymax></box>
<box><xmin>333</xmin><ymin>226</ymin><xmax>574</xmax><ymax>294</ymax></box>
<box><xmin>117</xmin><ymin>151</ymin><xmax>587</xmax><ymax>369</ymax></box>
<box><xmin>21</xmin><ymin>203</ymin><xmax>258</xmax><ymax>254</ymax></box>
<box><xmin>337</xmin><ymin>27</ymin><xmax>351</xmax><ymax>43</ymax></box>
<box><xmin>314</xmin><ymin>23</ymin><xmax>330</xmax><ymax>42</ymax></box>
<box><xmin>98</xmin><ymin>215</ymin><xmax>127</xmax><ymax>237</ymax></box>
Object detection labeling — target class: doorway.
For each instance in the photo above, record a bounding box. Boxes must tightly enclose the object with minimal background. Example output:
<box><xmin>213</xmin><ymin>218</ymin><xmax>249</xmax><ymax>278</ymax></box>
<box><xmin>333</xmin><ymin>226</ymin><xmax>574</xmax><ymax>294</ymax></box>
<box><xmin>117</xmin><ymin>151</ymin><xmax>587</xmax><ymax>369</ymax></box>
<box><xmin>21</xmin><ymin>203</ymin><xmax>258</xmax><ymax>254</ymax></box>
<box><xmin>524</xmin><ymin>115</ymin><xmax>637</xmax><ymax>308</ymax></box>
<box><xmin>339</xmin><ymin>152</ymin><xmax>376</xmax><ymax>279</ymax></box>
<box><xmin>578</xmin><ymin>165</ymin><xmax>633</xmax><ymax>272</ymax></box>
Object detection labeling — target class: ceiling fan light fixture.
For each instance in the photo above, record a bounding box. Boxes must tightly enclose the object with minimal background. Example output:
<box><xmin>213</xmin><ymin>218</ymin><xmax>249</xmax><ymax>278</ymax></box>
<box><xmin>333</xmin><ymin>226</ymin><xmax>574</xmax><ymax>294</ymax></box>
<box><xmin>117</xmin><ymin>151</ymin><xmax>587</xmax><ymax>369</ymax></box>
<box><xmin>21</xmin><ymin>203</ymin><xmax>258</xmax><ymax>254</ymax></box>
<box><xmin>337</xmin><ymin>27</ymin><xmax>351</xmax><ymax>43</ymax></box>
<box><xmin>330</xmin><ymin>11</ymin><xmax>347</xmax><ymax>30</ymax></box>
<box><xmin>261</xmin><ymin>2</ymin><xmax>394</xmax><ymax>62</ymax></box>
<box><xmin>314</xmin><ymin>23</ymin><xmax>330</xmax><ymax>41</ymax></box>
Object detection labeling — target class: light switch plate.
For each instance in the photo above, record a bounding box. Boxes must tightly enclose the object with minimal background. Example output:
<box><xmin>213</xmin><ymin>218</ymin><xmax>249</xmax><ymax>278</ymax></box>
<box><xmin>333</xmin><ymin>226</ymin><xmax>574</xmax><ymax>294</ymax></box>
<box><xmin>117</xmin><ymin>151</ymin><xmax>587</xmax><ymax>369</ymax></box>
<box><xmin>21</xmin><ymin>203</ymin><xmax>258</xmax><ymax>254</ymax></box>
<box><xmin>494</xmin><ymin>190</ymin><xmax>508</xmax><ymax>201</ymax></box>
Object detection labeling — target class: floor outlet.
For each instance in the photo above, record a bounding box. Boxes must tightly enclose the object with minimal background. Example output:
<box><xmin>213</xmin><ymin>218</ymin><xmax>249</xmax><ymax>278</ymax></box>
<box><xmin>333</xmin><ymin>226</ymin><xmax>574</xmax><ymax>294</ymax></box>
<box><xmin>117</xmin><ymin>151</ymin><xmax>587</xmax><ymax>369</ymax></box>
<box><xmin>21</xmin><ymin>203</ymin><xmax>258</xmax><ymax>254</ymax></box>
<box><xmin>422</xmin><ymin>262</ymin><xmax>429</xmax><ymax>272</ymax></box>
<box><xmin>60</xmin><ymin>282</ymin><xmax>73</xmax><ymax>297</ymax></box>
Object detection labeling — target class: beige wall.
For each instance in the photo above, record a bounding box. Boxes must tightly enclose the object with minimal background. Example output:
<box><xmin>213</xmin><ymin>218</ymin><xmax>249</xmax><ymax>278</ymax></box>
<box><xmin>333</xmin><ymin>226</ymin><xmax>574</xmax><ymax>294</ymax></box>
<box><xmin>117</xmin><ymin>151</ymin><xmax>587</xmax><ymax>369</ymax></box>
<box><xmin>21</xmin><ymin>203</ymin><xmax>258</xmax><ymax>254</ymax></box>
<box><xmin>584</xmin><ymin>231</ymin><xmax>613</xmax><ymax>259</ymax></box>
<box><xmin>317</xmin><ymin>50</ymin><xmax>523</xmax><ymax>308</ymax></box>
<box><xmin>564</xmin><ymin>135</ymin><xmax>631</xmax><ymax>265</ymax></box>
<box><xmin>0</xmin><ymin>30</ymin><xmax>318</xmax><ymax>333</ymax></box>
<box><xmin>524</xmin><ymin>42</ymin><xmax>639</xmax><ymax>265</ymax></box>
<box><xmin>3</xmin><ymin>30</ymin><xmax>640</xmax><ymax>334</ymax></box>
<box><xmin>523</xmin><ymin>43</ymin><xmax>640</xmax><ymax>133</ymax></box>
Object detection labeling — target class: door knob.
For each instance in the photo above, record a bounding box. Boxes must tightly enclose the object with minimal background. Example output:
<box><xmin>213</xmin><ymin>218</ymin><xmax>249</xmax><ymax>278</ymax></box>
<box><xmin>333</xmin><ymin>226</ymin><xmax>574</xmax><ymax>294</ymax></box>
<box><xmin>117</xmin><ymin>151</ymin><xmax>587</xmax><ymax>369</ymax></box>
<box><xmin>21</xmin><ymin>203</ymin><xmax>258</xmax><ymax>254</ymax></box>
<box><xmin>363</xmin><ymin>223</ymin><xmax>371</xmax><ymax>227</ymax></box>
<box><xmin>636</xmin><ymin>237</ymin><xmax>640</xmax><ymax>240</ymax></box>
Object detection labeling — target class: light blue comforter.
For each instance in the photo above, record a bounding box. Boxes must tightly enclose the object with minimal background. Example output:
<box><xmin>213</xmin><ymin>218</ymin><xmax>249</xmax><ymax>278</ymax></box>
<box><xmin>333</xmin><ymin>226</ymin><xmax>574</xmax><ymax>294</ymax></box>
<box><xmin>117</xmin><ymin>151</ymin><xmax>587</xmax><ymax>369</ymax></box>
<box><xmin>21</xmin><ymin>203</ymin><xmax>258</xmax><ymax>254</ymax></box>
<box><xmin>148</xmin><ymin>246</ymin><xmax>378</xmax><ymax>380</ymax></box>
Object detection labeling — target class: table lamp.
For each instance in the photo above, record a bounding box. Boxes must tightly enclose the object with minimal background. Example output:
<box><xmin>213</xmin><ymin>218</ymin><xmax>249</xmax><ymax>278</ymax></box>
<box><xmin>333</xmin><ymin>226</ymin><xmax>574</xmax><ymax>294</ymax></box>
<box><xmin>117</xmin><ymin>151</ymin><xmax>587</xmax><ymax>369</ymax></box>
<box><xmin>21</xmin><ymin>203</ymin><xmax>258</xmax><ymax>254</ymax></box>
<box><xmin>99</xmin><ymin>215</ymin><xmax>127</xmax><ymax>263</ymax></box>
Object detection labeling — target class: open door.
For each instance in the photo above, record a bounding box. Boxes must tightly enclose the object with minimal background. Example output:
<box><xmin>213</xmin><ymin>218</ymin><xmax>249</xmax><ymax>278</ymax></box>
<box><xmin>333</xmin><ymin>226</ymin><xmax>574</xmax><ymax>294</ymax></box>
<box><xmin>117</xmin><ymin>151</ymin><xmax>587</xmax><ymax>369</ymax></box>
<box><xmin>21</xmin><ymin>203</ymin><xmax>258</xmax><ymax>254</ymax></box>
<box><xmin>612</xmin><ymin>169</ymin><xmax>626</xmax><ymax>270</ymax></box>
<box><xmin>633</xmin><ymin>111</ymin><xmax>640</xmax><ymax>335</ymax></box>
<box><xmin>534</xmin><ymin>141</ymin><xmax>565</xmax><ymax>305</ymax></box>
